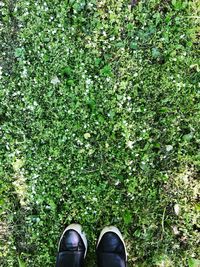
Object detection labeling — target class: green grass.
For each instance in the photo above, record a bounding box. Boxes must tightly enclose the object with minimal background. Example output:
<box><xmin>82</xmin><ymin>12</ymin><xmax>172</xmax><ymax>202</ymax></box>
<box><xmin>0</xmin><ymin>0</ymin><xmax>200</xmax><ymax>266</ymax></box>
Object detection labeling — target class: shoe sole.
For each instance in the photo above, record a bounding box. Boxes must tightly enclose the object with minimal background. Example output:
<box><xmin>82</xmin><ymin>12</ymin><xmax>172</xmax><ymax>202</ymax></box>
<box><xmin>58</xmin><ymin>223</ymin><xmax>88</xmax><ymax>258</ymax></box>
<box><xmin>96</xmin><ymin>226</ymin><xmax>127</xmax><ymax>261</ymax></box>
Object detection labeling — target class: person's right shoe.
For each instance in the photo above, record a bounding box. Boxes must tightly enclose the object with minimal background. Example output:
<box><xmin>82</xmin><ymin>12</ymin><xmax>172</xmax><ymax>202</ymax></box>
<box><xmin>96</xmin><ymin>226</ymin><xmax>127</xmax><ymax>267</ymax></box>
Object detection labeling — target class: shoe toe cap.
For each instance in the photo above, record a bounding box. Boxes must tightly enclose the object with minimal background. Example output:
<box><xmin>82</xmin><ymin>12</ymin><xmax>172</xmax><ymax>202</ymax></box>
<box><xmin>59</xmin><ymin>230</ymin><xmax>85</xmax><ymax>252</ymax></box>
<box><xmin>98</xmin><ymin>232</ymin><xmax>125</xmax><ymax>254</ymax></box>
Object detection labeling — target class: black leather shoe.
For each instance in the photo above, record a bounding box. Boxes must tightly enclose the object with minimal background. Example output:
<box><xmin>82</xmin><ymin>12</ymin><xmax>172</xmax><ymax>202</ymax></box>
<box><xmin>96</xmin><ymin>226</ymin><xmax>127</xmax><ymax>267</ymax></box>
<box><xmin>56</xmin><ymin>224</ymin><xmax>87</xmax><ymax>267</ymax></box>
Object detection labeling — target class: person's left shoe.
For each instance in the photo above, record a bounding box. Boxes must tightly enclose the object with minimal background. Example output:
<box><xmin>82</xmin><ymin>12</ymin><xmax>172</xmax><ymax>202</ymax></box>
<box><xmin>55</xmin><ymin>224</ymin><xmax>87</xmax><ymax>267</ymax></box>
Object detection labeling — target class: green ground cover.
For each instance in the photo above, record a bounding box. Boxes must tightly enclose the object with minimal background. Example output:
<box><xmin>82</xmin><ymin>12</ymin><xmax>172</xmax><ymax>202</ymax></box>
<box><xmin>0</xmin><ymin>0</ymin><xmax>200</xmax><ymax>266</ymax></box>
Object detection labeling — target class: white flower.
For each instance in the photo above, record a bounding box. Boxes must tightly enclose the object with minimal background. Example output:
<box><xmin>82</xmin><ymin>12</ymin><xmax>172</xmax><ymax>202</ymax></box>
<box><xmin>51</xmin><ymin>76</ymin><xmax>60</xmax><ymax>85</ymax></box>
<box><xmin>174</xmin><ymin>204</ymin><xmax>180</xmax><ymax>216</ymax></box>
<box><xmin>115</xmin><ymin>180</ymin><xmax>120</xmax><ymax>186</ymax></box>
<box><xmin>21</xmin><ymin>68</ymin><xmax>27</xmax><ymax>78</ymax></box>
<box><xmin>166</xmin><ymin>145</ymin><xmax>173</xmax><ymax>152</ymax></box>
<box><xmin>85</xmin><ymin>143</ymin><xmax>90</xmax><ymax>149</ymax></box>
<box><xmin>86</xmin><ymin>78</ymin><xmax>92</xmax><ymax>85</ymax></box>
<box><xmin>126</xmin><ymin>140</ymin><xmax>134</xmax><ymax>149</ymax></box>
